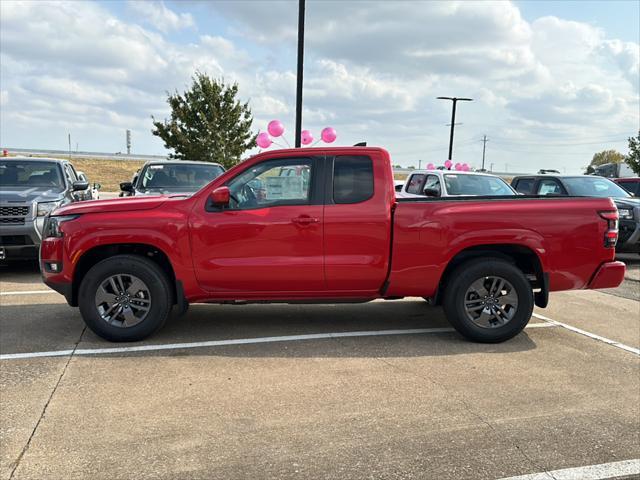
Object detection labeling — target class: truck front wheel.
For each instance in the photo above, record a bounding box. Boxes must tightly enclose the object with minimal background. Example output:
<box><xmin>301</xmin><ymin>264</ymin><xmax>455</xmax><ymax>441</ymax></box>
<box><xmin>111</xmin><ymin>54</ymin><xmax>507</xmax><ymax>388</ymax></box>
<box><xmin>78</xmin><ymin>254</ymin><xmax>172</xmax><ymax>342</ymax></box>
<box><xmin>443</xmin><ymin>258</ymin><xmax>534</xmax><ymax>343</ymax></box>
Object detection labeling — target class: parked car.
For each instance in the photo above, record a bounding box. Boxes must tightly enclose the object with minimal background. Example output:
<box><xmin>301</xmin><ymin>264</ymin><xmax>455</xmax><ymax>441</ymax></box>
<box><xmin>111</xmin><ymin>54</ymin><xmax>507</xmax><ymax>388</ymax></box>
<box><xmin>594</xmin><ymin>162</ymin><xmax>635</xmax><ymax>178</ymax></box>
<box><xmin>398</xmin><ymin>169</ymin><xmax>517</xmax><ymax>198</ymax></box>
<box><xmin>511</xmin><ymin>175</ymin><xmax>639</xmax><ymax>253</ymax></box>
<box><xmin>0</xmin><ymin>157</ymin><xmax>88</xmax><ymax>260</ymax></box>
<box><xmin>120</xmin><ymin>160</ymin><xmax>225</xmax><ymax>196</ymax></box>
<box><xmin>41</xmin><ymin>147</ymin><xmax>624</xmax><ymax>344</ymax></box>
<box><xmin>613</xmin><ymin>177</ymin><xmax>640</xmax><ymax>197</ymax></box>
<box><xmin>76</xmin><ymin>171</ymin><xmax>101</xmax><ymax>200</ymax></box>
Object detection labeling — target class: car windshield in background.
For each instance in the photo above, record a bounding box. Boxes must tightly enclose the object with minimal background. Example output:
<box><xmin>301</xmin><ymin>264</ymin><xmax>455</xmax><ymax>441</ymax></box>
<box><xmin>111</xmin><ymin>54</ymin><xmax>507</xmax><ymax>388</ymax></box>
<box><xmin>140</xmin><ymin>163</ymin><xmax>224</xmax><ymax>191</ymax></box>
<box><xmin>0</xmin><ymin>161</ymin><xmax>64</xmax><ymax>191</ymax></box>
<box><xmin>563</xmin><ymin>177</ymin><xmax>631</xmax><ymax>198</ymax></box>
<box><xmin>444</xmin><ymin>174</ymin><xmax>515</xmax><ymax>196</ymax></box>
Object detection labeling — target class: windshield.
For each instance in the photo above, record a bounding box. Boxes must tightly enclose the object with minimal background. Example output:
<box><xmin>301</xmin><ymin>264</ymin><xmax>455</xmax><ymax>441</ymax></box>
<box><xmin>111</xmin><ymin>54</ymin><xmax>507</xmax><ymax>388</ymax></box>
<box><xmin>562</xmin><ymin>177</ymin><xmax>631</xmax><ymax>198</ymax></box>
<box><xmin>139</xmin><ymin>163</ymin><xmax>224</xmax><ymax>191</ymax></box>
<box><xmin>444</xmin><ymin>174</ymin><xmax>515</xmax><ymax>196</ymax></box>
<box><xmin>0</xmin><ymin>161</ymin><xmax>65</xmax><ymax>191</ymax></box>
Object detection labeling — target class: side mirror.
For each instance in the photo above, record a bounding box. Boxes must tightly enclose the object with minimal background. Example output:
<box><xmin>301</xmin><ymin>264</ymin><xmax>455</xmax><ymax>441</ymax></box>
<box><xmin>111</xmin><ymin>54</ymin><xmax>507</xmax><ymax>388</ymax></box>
<box><xmin>423</xmin><ymin>187</ymin><xmax>440</xmax><ymax>198</ymax></box>
<box><xmin>94</xmin><ymin>183</ymin><xmax>102</xmax><ymax>191</ymax></box>
<box><xmin>72</xmin><ymin>180</ymin><xmax>89</xmax><ymax>191</ymax></box>
<box><xmin>210</xmin><ymin>186</ymin><xmax>230</xmax><ymax>207</ymax></box>
<box><xmin>120</xmin><ymin>182</ymin><xmax>134</xmax><ymax>193</ymax></box>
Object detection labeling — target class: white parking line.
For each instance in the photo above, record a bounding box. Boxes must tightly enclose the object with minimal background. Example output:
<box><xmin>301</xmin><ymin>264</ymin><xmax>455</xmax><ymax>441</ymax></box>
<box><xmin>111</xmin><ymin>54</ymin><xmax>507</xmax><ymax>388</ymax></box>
<box><xmin>533</xmin><ymin>313</ymin><xmax>640</xmax><ymax>356</ymax></box>
<box><xmin>0</xmin><ymin>323</ymin><xmax>555</xmax><ymax>361</ymax></box>
<box><xmin>497</xmin><ymin>458</ymin><xmax>640</xmax><ymax>480</ymax></box>
<box><xmin>0</xmin><ymin>290</ymin><xmax>55</xmax><ymax>296</ymax></box>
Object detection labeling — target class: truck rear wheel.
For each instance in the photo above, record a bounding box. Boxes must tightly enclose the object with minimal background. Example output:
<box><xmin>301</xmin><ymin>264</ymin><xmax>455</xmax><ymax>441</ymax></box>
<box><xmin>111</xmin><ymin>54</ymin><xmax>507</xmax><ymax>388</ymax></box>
<box><xmin>78</xmin><ymin>254</ymin><xmax>172</xmax><ymax>342</ymax></box>
<box><xmin>443</xmin><ymin>258</ymin><xmax>533</xmax><ymax>343</ymax></box>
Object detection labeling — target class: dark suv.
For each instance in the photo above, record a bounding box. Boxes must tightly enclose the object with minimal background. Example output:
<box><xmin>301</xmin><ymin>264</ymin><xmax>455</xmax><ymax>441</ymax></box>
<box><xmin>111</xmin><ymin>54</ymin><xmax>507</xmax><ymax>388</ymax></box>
<box><xmin>511</xmin><ymin>175</ymin><xmax>640</xmax><ymax>253</ymax></box>
<box><xmin>0</xmin><ymin>157</ymin><xmax>90</xmax><ymax>260</ymax></box>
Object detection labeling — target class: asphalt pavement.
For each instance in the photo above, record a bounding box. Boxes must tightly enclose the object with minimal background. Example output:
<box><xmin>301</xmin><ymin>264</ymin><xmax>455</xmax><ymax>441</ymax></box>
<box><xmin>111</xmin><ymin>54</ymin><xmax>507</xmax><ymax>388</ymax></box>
<box><xmin>0</xmin><ymin>262</ymin><xmax>638</xmax><ymax>480</ymax></box>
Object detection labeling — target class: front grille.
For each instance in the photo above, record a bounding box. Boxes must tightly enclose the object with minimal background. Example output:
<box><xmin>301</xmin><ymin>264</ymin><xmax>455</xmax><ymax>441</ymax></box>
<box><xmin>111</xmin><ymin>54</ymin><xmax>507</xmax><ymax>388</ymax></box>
<box><xmin>0</xmin><ymin>235</ymin><xmax>33</xmax><ymax>246</ymax></box>
<box><xmin>0</xmin><ymin>217</ymin><xmax>25</xmax><ymax>224</ymax></box>
<box><xmin>0</xmin><ymin>206</ymin><xmax>29</xmax><ymax>216</ymax></box>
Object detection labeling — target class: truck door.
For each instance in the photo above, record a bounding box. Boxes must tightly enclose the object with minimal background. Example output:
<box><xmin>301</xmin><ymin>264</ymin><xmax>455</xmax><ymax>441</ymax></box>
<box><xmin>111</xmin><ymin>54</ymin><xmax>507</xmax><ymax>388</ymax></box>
<box><xmin>190</xmin><ymin>156</ymin><xmax>325</xmax><ymax>293</ymax></box>
<box><xmin>323</xmin><ymin>154</ymin><xmax>393</xmax><ymax>291</ymax></box>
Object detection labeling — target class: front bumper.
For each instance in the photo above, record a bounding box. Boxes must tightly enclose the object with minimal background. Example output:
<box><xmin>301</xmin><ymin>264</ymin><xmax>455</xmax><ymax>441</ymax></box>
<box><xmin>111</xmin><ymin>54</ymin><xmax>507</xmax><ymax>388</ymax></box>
<box><xmin>0</xmin><ymin>217</ymin><xmax>44</xmax><ymax>260</ymax></box>
<box><xmin>587</xmin><ymin>261</ymin><xmax>626</xmax><ymax>290</ymax></box>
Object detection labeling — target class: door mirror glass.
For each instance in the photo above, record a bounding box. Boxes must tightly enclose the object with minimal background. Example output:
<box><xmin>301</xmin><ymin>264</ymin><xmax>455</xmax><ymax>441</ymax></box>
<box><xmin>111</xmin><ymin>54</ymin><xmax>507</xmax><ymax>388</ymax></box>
<box><xmin>210</xmin><ymin>186</ymin><xmax>230</xmax><ymax>206</ymax></box>
<box><xmin>423</xmin><ymin>187</ymin><xmax>440</xmax><ymax>197</ymax></box>
<box><xmin>120</xmin><ymin>182</ymin><xmax>134</xmax><ymax>192</ymax></box>
<box><xmin>94</xmin><ymin>183</ymin><xmax>102</xmax><ymax>190</ymax></box>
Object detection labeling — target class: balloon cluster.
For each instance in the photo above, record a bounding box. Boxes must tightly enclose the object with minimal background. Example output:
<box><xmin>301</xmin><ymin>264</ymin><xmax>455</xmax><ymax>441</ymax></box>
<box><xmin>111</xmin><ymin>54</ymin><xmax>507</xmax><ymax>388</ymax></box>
<box><xmin>256</xmin><ymin>120</ymin><xmax>337</xmax><ymax>149</ymax></box>
<box><xmin>426</xmin><ymin>160</ymin><xmax>470</xmax><ymax>171</ymax></box>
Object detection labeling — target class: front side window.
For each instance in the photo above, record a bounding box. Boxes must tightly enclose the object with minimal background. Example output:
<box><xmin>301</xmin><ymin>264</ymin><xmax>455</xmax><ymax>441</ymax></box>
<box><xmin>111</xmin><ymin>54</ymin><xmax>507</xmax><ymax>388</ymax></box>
<box><xmin>226</xmin><ymin>158</ymin><xmax>312</xmax><ymax>210</ymax></box>
<box><xmin>423</xmin><ymin>175</ymin><xmax>441</xmax><ymax>196</ymax></box>
<box><xmin>333</xmin><ymin>155</ymin><xmax>374</xmax><ymax>204</ymax></box>
<box><xmin>406</xmin><ymin>174</ymin><xmax>426</xmax><ymax>194</ymax></box>
<box><xmin>514</xmin><ymin>178</ymin><xmax>534</xmax><ymax>194</ymax></box>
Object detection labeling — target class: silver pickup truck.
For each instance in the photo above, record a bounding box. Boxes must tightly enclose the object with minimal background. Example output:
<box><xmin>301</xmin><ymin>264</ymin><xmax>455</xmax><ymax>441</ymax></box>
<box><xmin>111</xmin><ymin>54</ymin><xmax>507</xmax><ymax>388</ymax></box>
<box><xmin>0</xmin><ymin>157</ymin><xmax>90</xmax><ymax>260</ymax></box>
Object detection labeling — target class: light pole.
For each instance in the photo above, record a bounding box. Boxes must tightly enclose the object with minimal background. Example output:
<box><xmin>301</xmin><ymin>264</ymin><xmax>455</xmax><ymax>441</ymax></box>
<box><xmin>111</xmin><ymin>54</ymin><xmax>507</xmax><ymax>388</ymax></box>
<box><xmin>437</xmin><ymin>97</ymin><xmax>472</xmax><ymax>160</ymax></box>
<box><xmin>294</xmin><ymin>0</ymin><xmax>305</xmax><ymax>148</ymax></box>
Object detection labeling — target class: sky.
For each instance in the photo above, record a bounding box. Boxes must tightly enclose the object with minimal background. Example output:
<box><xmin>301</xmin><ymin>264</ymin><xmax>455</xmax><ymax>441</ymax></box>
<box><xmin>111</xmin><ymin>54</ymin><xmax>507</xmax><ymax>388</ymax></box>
<box><xmin>0</xmin><ymin>0</ymin><xmax>638</xmax><ymax>174</ymax></box>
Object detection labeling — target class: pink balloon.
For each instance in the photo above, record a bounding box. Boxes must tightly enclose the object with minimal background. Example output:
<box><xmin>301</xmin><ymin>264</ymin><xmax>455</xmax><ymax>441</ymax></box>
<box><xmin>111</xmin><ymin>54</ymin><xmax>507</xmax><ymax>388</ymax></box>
<box><xmin>444</xmin><ymin>160</ymin><xmax>452</xmax><ymax>170</ymax></box>
<box><xmin>462</xmin><ymin>163</ymin><xmax>470</xmax><ymax>171</ymax></box>
<box><xmin>454</xmin><ymin>163</ymin><xmax>462</xmax><ymax>171</ymax></box>
<box><xmin>321</xmin><ymin>127</ymin><xmax>337</xmax><ymax>143</ymax></box>
<box><xmin>267</xmin><ymin>120</ymin><xmax>285</xmax><ymax>138</ymax></box>
<box><xmin>301</xmin><ymin>130</ymin><xmax>314</xmax><ymax>145</ymax></box>
<box><xmin>256</xmin><ymin>132</ymin><xmax>272</xmax><ymax>149</ymax></box>
<box><xmin>426</xmin><ymin>163</ymin><xmax>435</xmax><ymax>170</ymax></box>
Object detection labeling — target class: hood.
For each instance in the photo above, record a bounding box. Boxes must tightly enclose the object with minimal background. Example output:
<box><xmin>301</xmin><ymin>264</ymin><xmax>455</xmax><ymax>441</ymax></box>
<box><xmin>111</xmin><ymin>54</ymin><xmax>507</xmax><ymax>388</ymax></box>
<box><xmin>0</xmin><ymin>187</ymin><xmax>64</xmax><ymax>204</ymax></box>
<box><xmin>614</xmin><ymin>197</ymin><xmax>640</xmax><ymax>209</ymax></box>
<box><xmin>54</xmin><ymin>195</ymin><xmax>169</xmax><ymax>216</ymax></box>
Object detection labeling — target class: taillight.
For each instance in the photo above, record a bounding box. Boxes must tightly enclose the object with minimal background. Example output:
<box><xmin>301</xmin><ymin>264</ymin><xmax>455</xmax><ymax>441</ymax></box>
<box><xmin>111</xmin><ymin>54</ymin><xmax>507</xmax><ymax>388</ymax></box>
<box><xmin>599</xmin><ymin>210</ymin><xmax>619</xmax><ymax>248</ymax></box>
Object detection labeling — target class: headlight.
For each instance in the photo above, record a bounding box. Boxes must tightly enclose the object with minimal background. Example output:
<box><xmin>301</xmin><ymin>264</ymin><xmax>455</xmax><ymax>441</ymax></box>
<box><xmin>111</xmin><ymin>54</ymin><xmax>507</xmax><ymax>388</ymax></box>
<box><xmin>618</xmin><ymin>208</ymin><xmax>634</xmax><ymax>220</ymax></box>
<box><xmin>37</xmin><ymin>201</ymin><xmax>62</xmax><ymax>217</ymax></box>
<box><xmin>43</xmin><ymin>215</ymin><xmax>79</xmax><ymax>238</ymax></box>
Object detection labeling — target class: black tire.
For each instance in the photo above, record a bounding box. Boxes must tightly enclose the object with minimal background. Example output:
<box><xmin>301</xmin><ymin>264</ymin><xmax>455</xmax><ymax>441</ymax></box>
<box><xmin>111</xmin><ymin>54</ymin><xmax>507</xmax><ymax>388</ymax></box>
<box><xmin>78</xmin><ymin>254</ymin><xmax>172</xmax><ymax>342</ymax></box>
<box><xmin>442</xmin><ymin>258</ymin><xmax>534</xmax><ymax>343</ymax></box>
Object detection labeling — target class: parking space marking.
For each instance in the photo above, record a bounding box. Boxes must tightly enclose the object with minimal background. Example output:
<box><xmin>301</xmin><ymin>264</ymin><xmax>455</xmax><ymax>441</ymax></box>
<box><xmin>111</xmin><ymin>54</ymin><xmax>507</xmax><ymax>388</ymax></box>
<box><xmin>497</xmin><ymin>458</ymin><xmax>640</xmax><ymax>480</ymax></box>
<box><xmin>0</xmin><ymin>290</ymin><xmax>55</xmax><ymax>296</ymax></box>
<box><xmin>0</xmin><ymin>323</ymin><xmax>554</xmax><ymax>361</ymax></box>
<box><xmin>533</xmin><ymin>313</ymin><xmax>640</xmax><ymax>356</ymax></box>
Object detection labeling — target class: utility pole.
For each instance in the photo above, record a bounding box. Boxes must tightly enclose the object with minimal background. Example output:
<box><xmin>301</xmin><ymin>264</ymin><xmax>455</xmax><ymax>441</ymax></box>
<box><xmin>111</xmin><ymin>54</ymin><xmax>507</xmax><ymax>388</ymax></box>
<box><xmin>481</xmin><ymin>135</ymin><xmax>488</xmax><ymax>171</ymax></box>
<box><xmin>126</xmin><ymin>129</ymin><xmax>131</xmax><ymax>155</ymax></box>
<box><xmin>418</xmin><ymin>159</ymin><xmax>422</xmax><ymax>169</ymax></box>
<box><xmin>437</xmin><ymin>96</ymin><xmax>472</xmax><ymax>160</ymax></box>
<box><xmin>294</xmin><ymin>0</ymin><xmax>305</xmax><ymax>148</ymax></box>
<box><xmin>68</xmin><ymin>133</ymin><xmax>71</xmax><ymax>159</ymax></box>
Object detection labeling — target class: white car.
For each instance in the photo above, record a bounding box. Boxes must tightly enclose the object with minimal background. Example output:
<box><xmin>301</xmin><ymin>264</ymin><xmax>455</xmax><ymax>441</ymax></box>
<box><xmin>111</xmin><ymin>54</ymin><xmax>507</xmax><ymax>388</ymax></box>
<box><xmin>397</xmin><ymin>169</ymin><xmax>517</xmax><ymax>198</ymax></box>
<box><xmin>76</xmin><ymin>171</ymin><xmax>101</xmax><ymax>200</ymax></box>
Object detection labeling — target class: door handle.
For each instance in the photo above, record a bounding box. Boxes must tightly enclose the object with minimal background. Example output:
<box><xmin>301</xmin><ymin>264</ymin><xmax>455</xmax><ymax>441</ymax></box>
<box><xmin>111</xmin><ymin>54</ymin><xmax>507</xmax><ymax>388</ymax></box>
<box><xmin>292</xmin><ymin>216</ymin><xmax>319</xmax><ymax>225</ymax></box>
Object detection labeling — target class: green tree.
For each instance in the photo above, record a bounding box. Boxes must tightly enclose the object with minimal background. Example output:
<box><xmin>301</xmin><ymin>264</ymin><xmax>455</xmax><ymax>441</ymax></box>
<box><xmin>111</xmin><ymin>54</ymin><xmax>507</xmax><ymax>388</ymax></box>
<box><xmin>152</xmin><ymin>73</ymin><xmax>256</xmax><ymax>169</ymax></box>
<box><xmin>625</xmin><ymin>131</ymin><xmax>640</xmax><ymax>175</ymax></box>
<box><xmin>590</xmin><ymin>149</ymin><xmax>625</xmax><ymax>167</ymax></box>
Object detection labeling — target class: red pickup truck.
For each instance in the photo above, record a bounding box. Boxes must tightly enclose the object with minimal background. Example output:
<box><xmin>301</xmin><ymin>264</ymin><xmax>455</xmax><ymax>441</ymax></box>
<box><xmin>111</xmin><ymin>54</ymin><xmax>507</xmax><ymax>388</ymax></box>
<box><xmin>41</xmin><ymin>147</ymin><xmax>625</xmax><ymax>343</ymax></box>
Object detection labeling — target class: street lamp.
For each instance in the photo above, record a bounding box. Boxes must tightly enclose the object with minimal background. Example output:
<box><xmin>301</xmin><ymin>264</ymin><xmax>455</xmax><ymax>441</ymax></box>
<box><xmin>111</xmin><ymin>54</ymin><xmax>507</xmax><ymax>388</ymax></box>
<box><xmin>437</xmin><ymin>96</ymin><xmax>473</xmax><ymax>160</ymax></box>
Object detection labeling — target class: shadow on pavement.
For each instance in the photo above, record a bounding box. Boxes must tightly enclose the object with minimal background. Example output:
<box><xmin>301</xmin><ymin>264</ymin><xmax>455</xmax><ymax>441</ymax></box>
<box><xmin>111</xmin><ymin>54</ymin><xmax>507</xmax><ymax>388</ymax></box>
<box><xmin>0</xmin><ymin>301</ymin><xmax>540</xmax><ymax>359</ymax></box>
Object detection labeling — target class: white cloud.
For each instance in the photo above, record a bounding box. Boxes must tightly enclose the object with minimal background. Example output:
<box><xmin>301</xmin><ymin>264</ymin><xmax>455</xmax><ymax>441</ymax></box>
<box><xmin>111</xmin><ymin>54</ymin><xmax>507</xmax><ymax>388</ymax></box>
<box><xmin>128</xmin><ymin>0</ymin><xmax>194</xmax><ymax>33</ymax></box>
<box><xmin>0</xmin><ymin>0</ymin><xmax>637</xmax><ymax>171</ymax></box>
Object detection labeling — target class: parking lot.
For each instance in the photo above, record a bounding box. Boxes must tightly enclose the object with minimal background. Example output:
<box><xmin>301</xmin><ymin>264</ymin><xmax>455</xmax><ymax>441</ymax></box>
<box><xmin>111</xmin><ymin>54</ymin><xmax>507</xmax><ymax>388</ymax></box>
<box><xmin>0</xmin><ymin>258</ymin><xmax>638</xmax><ymax>480</ymax></box>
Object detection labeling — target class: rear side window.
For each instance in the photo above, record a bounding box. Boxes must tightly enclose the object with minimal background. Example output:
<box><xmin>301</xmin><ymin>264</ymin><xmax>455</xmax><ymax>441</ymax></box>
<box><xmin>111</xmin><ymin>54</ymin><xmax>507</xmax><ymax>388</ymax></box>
<box><xmin>406</xmin><ymin>174</ymin><xmax>426</xmax><ymax>194</ymax></box>
<box><xmin>514</xmin><ymin>178</ymin><xmax>534</xmax><ymax>194</ymax></box>
<box><xmin>333</xmin><ymin>156</ymin><xmax>374</xmax><ymax>204</ymax></box>
<box><xmin>537</xmin><ymin>179</ymin><xmax>564</xmax><ymax>195</ymax></box>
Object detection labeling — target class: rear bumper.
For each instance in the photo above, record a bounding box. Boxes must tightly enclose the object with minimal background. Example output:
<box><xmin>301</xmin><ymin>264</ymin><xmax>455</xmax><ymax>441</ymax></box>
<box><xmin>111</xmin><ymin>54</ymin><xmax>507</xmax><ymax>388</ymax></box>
<box><xmin>587</xmin><ymin>261</ymin><xmax>626</xmax><ymax>290</ymax></box>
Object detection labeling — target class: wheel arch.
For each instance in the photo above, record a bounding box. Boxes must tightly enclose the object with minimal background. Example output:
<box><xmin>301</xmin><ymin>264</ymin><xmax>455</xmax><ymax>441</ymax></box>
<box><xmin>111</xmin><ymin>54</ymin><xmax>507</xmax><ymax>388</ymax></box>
<box><xmin>434</xmin><ymin>244</ymin><xmax>547</xmax><ymax>307</ymax></box>
<box><xmin>71</xmin><ymin>243</ymin><xmax>180</xmax><ymax>307</ymax></box>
